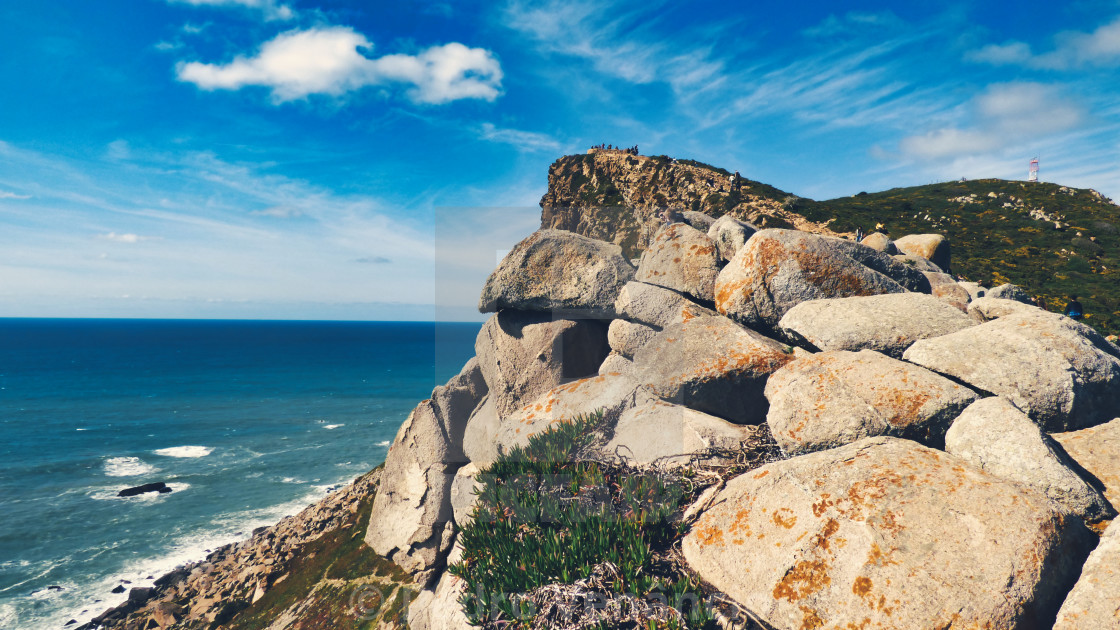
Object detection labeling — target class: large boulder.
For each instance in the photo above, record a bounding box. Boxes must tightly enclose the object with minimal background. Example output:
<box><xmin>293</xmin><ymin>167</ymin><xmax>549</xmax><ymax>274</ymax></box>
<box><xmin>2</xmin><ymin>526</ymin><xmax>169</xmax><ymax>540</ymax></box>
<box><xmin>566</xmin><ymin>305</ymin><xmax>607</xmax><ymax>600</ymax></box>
<box><xmin>945</xmin><ymin>397</ymin><xmax>1115</xmax><ymax>523</ymax></box>
<box><xmin>967</xmin><ymin>295</ymin><xmax>1044</xmax><ymax>322</ymax></box>
<box><xmin>681</xmin><ymin>210</ymin><xmax>717</xmax><ymax>232</ymax></box>
<box><xmin>706</xmin><ymin>214</ymin><xmax>756</xmax><ymax>262</ymax></box>
<box><xmin>633</xmin><ymin>316</ymin><xmax>794</xmax><ymax>424</ymax></box>
<box><xmin>903</xmin><ymin>312</ymin><xmax>1120</xmax><ymax>431</ymax></box>
<box><xmin>475</xmin><ymin>310</ymin><xmax>609</xmax><ymax>419</ymax></box>
<box><xmin>894</xmin><ymin>233</ymin><xmax>950</xmax><ymax>271</ymax></box>
<box><xmin>597</xmin><ymin>352</ymin><xmax>634</xmax><ymax>378</ymax></box>
<box><xmin>859</xmin><ymin>232</ymin><xmax>897</xmax><ymax>254</ymax></box>
<box><xmin>778</xmin><ymin>293</ymin><xmax>974</xmax><ymax>358</ymax></box>
<box><xmin>987</xmin><ymin>283</ymin><xmax>1033</xmax><ymax>304</ymax></box>
<box><xmin>635</xmin><ymin>223</ymin><xmax>721</xmax><ymax>302</ymax></box>
<box><xmin>462</xmin><ymin>395</ymin><xmax>498</xmax><ymax>465</ymax></box>
<box><xmin>450</xmin><ymin>463</ymin><xmax>484</xmax><ymax>526</ymax></box>
<box><xmin>478</xmin><ymin>229</ymin><xmax>634</xmax><ymax>317</ymax></box>
<box><xmin>891</xmin><ymin>253</ymin><xmax>943</xmax><ymax>274</ymax></box>
<box><xmin>365</xmin><ymin>360</ymin><xmax>486</xmax><ymax>586</ymax></box>
<box><xmin>764</xmin><ymin>350</ymin><xmax>978</xmax><ymax>455</ymax></box>
<box><xmin>714</xmin><ymin>229</ymin><xmax>929</xmax><ymax>330</ymax></box>
<box><xmin>958</xmin><ymin>281</ymin><xmax>988</xmax><ymax>301</ymax></box>
<box><xmin>923</xmin><ymin>271</ymin><xmax>971</xmax><ymax>311</ymax></box>
<box><xmin>605</xmin><ymin>399</ymin><xmax>766</xmax><ymax>466</ymax></box>
<box><xmin>614</xmin><ymin>281</ymin><xmax>716</xmax><ymax>330</ymax></box>
<box><xmin>407</xmin><ymin>541</ymin><xmax>472</xmax><ymax>630</ymax></box>
<box><xmin>683</xmin><ymin>437</ymin><xmax>1093</xmax><ymax>630</ymax></box>
<box><xmin>1053</xmin><ymin>520</ymin><xmax>1120</xmax><ymax>629</ymax></box>
<box><xmin>607</xmin><ymin>318</ymin><xmax>658</xmax><ymax>359</ymax></box>
<box><xmin>1052</xmin><ymin>418</ymin><xmax>1120</xmax><ymax>513</ymax></box>
<box><xmin>494</xmin><ymin>374</ymin><xmax>654</xmax><ymax>452</ymax></box>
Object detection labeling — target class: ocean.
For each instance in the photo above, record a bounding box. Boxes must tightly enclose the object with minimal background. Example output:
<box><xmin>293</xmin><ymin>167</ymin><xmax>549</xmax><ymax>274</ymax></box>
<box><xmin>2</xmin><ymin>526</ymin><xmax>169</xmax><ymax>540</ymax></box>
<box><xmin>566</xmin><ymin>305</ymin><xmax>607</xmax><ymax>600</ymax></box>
<box><xmin>0</xmin><ymin>319</ymin><xmax>481</xmax><ymax>630</ymax></box>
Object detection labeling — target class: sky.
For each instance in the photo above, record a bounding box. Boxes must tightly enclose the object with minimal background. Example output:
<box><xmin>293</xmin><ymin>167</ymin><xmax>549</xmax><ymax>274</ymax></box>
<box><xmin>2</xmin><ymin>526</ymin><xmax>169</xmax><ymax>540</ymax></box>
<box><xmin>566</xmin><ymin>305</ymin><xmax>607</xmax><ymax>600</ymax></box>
<box><xmin>2</xmin><ymin>0</ymin><xmax>1119</xmax><ymax>320</ymax></box>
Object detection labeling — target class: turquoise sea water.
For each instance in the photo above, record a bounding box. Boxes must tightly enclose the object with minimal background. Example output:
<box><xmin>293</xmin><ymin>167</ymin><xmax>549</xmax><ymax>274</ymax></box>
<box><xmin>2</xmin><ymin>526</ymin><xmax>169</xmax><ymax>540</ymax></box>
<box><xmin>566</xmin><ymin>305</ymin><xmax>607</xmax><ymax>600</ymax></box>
<box><xmin>0</xmin><ymin>319</ymin><xmax>480</xmax><ymax>629</ymax></box>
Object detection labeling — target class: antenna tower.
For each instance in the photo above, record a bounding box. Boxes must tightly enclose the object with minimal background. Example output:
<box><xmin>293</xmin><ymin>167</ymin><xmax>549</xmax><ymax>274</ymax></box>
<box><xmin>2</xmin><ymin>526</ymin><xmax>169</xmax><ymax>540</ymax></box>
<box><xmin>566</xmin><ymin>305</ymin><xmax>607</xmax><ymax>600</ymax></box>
<box><xmin>1028</xmin><ymin>157</ymin><xmax>1039</xmax><ymax>182</ymax></box>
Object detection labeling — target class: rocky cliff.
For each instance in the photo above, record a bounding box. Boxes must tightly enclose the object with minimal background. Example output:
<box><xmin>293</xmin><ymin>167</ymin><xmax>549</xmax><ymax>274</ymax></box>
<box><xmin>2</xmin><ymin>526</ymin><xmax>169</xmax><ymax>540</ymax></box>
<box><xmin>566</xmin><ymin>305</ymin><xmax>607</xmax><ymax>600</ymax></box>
<box><xmin>84</xmin><ymin>154</ymin><xmax>1120</xmax><ymax>630</ymax></box>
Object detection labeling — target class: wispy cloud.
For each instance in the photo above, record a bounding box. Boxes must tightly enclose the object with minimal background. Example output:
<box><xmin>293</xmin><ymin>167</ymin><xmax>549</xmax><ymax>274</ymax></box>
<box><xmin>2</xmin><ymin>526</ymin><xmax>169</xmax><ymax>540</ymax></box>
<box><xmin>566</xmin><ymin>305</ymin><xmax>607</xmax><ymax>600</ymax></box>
<box><xmin>899</xmin><ymin>82</ymin><xmax>1085</xmax><ymax>159</ymax></box>
<box><xmin>167</xmin><ymin>0</ymin><xmax>295</xmax><ymax>21</ymax></box>
<box><xmin>478</xmin><ymin>123</ymin><xmax>562</xmax><ymax>152</ymax></box>
<box><xmin>97</xmin><ymin>232</ymin><xmax>150</xmax><ymax>243</ymax></box>
<box><xmin>251</xmin><ymin>206</ymin><xmax>303</xmax><ymax>218</ymax></box>
<box><xmin>966</xmin><ymin>15</ymin><xmax>1120</xmax><ymax>69</ymax></box>
<box><xmin>177</xmin><ymin>27</ymin><xmax>503</xmax><ymax>104</ymax></box>
<box><xmin>354</xmin><ymin>255</ymin><xmax>391</xmax><ymax>264</ymax></box>
<box><xmin>0</xmin><ymin>190</ymin><xmax>31</xmax><ymax>200</ymax></box>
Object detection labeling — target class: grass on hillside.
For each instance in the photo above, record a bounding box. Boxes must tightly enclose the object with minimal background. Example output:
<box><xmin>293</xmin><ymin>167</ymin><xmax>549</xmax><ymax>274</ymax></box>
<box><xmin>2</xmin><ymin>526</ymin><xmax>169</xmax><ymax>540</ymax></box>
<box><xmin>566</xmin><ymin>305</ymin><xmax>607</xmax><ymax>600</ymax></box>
<box><xmin>791</xmin><ymin>179</ymin><xmax>1120</xmax><ymax>334</ymax></box>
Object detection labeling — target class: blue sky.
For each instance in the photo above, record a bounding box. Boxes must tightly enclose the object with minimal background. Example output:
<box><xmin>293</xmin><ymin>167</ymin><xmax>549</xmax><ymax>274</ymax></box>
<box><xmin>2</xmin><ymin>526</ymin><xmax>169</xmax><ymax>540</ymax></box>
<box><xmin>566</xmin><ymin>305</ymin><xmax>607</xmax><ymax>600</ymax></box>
<box><xmin>2</xmin><ymin>0</ymin><xmax>1119</xmax><ymax>320</ymax></box>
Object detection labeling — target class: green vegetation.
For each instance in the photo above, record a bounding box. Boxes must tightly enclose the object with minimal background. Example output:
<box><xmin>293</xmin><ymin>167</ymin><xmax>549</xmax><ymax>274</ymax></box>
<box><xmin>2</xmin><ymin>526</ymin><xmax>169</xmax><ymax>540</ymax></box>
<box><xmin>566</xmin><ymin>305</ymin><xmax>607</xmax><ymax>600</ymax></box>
<box><xmin>450</xmin><ymin>412</ymin><xmax>716</xmax><ymax>630</ymax></box>
<box><xmin>794</xmin><ymin>179</ymin><xmax>1120</xmax><ymax>334</ymax></box>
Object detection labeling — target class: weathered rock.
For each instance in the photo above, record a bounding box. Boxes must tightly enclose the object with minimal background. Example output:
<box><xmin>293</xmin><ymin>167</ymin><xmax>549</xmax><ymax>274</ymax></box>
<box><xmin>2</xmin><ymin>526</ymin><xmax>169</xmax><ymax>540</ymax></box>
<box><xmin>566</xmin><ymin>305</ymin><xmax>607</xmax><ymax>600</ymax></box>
<box><xmin>683</xmin><ymin>437</ymin><xmax>1093</xmax><ymax>630</ymax></box>
<box><xmin>968</xmin><ymin>295</ymin><xmax>1046</xmax><ymax>322</ymax></box>
<box><xmin>715</xmin><ymin>229</ymin><xmax>929</xmax><ymax>330</ymax></box>
<box><xmin>613</xmin><ymin>281</ymin><xmax>716</xmax><ymax>330</ymax></box>
<box><xmin>681</xmin><ymin>210</ymin><xmax>717</xmax><ymax>232</ymax></box>
<box><xmin>462</xmin><ymin>395</ymin><xmax>499</xmax><ymax>465</ymax></box>
<box><xmin>923</xmin><ymin>271</ymin><xmax>971</xmax><ymax>311</ymax></box>
<box><xmin>635</xmin><ymin>223</ymin><xmax>721</xmax><ymax>302</ymax></box>
<box><xmin>903</xmin><ymin>312</ymin><xmax>1120</xmax><ymax>431</ymax></box>
<box><xmin>365</xmin><ymin>359</ymin><xmax>486</xmax><ymax>586</ymax></box>
<box><xmin>496</xmin><ymin>374</ymin><xmax>655</xmax><ymax>452</ymax></box>
<box><xmin>605</xmin><ymin>399</ymin><xmax>767</xmax><ymax>466</ymax></box>
<box><xmin>117</xmin><ymin>482</ymin><xmax>172</xmax><ymax>497</ymax></box>
<box><xmin>958</xmin><ymin>281</ymin><xmax>987</xmax><ymax>301</ymax></box>
<box><xmin>778</xmin><ymin>293</ymin><xmax>974</xmax><ymax>358</ymax></box>
<box><xmin>894</xmin><ymin>233</ymin><xmax>950</xmax><ymax>270</ymax></box>
<box><xmin>633</xmin><ymin>316</ymin><xmax>794</xmax><ymax>423</ymax></box>
<box><xmin>1052</xmin><ymin>418</ymin><xmax>1120</xmax><ymax>513</ymax></box>
<box><xmin>764</xmin><ymin>350</ymin><xmax>978</xmax><ymax>455</ymax></box>
<box><xmin>597</xmin><ymin>352</ymin><xmax>634</xmax><ymax>378</ymax></box>
<box><xmin>988</xmin><ymin>282</ymin><xmax>1033</xmax><ymax>304</ymax></box>
<box><xmin>706</xmin><ymin>214</ymin><xmax>756</xmax><ymax>262</ymax></box>
<box><xmin>945</xmin><ymin>397</ymin><xmax>1115</xmax><ymax>522</ymax></box>
<box><xmin>891</xmin><ymin>253</ymin><xmax>943</xmax><ymax>273</ymax></box>
<box><xmin>475</xmin><ymin>310</ymin><xmax>609</xmax><ymax>419</ymax></box>
<box><xmin>1053</xmin><ymin>520</ymin><xmax>1120</xmax><ymax>629</ymax></box>
<box><xmin>478</xmin><ymin>229</ymin><xmax>634</xmax><ymax>317</ymax></box>
<box><xmin>450</xmin><ymin>463</ymin><xmax>483</xmax><ymax>526</ymax></box>
<box><xmin>407</xmin><ymin>538</ymin><xmax>472</xmax><ymax>630</ymax></box>
<box><xmin>859</xmin><ymin>232</ymin><xmax>897</xmax><ymax>254</ymax></box>
<box><xmin>607</xmin><ymin>318</ymin><xmax>658</xmax><ymax>358</ymax></box>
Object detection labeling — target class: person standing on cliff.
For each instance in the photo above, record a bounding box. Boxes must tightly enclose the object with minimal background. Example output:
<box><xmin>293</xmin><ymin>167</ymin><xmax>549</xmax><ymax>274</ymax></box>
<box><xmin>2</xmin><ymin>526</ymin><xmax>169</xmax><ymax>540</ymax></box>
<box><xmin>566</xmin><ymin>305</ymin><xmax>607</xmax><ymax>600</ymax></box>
<box><xmin>1064</xmin><ymin>295</ymin><xmax>1084</xmax><ymax>320</ymax></box>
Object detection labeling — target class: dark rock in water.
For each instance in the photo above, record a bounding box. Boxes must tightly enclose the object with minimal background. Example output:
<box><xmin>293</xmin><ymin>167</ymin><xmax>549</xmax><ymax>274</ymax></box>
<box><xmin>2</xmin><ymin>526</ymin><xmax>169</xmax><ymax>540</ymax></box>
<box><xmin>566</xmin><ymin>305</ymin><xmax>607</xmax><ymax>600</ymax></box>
<box><xmin>111</xmin><ymin>585</ymin><xmax>126</xmax><ymax>594</ymax></box>
<box><xmin>153</xmin><ymin>567</ymin><xmax>189</xmax><ymax>588</ymax></box>
<box><xmin>65</xmin><ymin>619</ymin><xmax>76</xmax><ymax>626</ymax></box>
<box><xmin>117</xmin><ymin>482</ymin><xmax>171</xmax><ymax>497</ymax></box>
<box><xmin>48</xmin><ymin>585</ymin><xmax>63</xmax><ymax>591</ymax></box>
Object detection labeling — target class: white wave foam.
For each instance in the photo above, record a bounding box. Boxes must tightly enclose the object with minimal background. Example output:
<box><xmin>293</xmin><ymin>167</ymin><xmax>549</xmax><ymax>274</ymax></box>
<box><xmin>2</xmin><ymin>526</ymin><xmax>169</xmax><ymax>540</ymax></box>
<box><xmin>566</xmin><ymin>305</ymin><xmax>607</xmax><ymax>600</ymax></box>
<box><xmin>376</xmin><ymin>440</ymin><xmax>390</xmax><ymax>446</ymax></box>
<box><xmin>154</xmin><ymin>446</ymin><xmax>212</xmax><ymax>458</ymax></box>
<box><xmin>103</xmin><ymin>457</ymin><xmax>158</xmax><ymax>477</ymax></box>
<box><xmin>322</xmin><ymin>424</ymin><xmax>343</xmax><ymax>430</ymax></box>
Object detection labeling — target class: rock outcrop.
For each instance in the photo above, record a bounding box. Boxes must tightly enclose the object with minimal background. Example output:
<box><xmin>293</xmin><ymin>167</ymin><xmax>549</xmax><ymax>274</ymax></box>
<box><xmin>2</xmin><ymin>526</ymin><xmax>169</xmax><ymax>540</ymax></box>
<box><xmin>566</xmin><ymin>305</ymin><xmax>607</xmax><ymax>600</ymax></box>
<box><xmin>904</xmin><ymin>311</ymin><xmax>1120</xmax><ymax>431</ymax></box>
<box><xmin>764</xmin><ymin>350</ymin><xmax>978</xmax><ymax>454</ymax></box>
<box><xmin>478</xmin><ymin>229</ymin><xmax>634</xmax><ymax>317</ymax></box>
<box><xmin>1052</xmin><ymin>417</ymin><xmax>1120</xmax><ymax>512</ymax></box>
<box><xmin>475</xmin><ymin>310</ymin><xmax>608</xmax><ymax>419</ymax></box>
<box><xmin>683</xmin><ymin>437</ymin><xmax>1093</xmax><ymax>630</ymax></box>
<box><xmin>944</xmin><ymin>397</ymin><xmax>1115</xmax><ymax>522</ymax></box>
<box><xmin>1054</xmin><ymin>520</ymin><xmax>1120</xmax><ymax>629</ymax></box>
<box><xmin>635</xmin><ymin>223</ymin><xmax>721</xmax><ymax>302</ymax></box>
<box><xmin>715</xmin><ymin>229</ymin><xmax>929</xmax><ymax>330</ymax></box>
<box><xmin>778</xmin><ymin>293</ymin><xmax>974</xmax><ymax>357</ymax></box>
<box><xmin>893</xmin><ymin>233</ymin><xmax>950</xmax><ymax>270</ymax></box>
<box><xmin>632</xmin><ymin>316</ymin><xmax>793</xmax><ymax>423</ymax></box>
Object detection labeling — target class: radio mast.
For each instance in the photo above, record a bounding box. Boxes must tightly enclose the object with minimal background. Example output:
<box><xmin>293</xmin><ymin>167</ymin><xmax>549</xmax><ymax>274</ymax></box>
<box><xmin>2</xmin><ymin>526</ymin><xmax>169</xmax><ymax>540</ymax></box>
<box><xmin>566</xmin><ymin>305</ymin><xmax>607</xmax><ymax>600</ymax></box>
<box><xmin>1028</xmin><ymin>157</ymin><xmax>1039</xmax><ymax>182</ymax></box>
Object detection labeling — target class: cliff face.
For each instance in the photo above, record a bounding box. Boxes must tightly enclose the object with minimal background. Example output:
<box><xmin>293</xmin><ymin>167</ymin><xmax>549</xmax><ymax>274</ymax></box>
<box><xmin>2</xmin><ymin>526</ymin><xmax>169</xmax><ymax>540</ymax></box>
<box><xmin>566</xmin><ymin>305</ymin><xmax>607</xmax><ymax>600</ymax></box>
<box><xmin>540</xmin><ymin>150</ymin><xmax>840</xmax><ymax>256</ymax></box>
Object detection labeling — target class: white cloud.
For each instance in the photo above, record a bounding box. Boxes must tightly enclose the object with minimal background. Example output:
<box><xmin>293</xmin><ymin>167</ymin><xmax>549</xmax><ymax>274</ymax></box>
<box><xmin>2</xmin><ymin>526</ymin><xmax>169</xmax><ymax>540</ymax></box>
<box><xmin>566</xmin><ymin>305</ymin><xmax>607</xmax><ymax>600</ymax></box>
<box><xmin>966</xmin><ymin>16</ymin><xmax>1120</xmax><ymax>69</ymax></box>
<box><xmin>167</xmin><ymin>0</ymin><xmax>295</xmax><ymax>21</ymax></box>
<box><xmin>0</xmin><ymin>190</ymin><xmax>31</xmax><ymax>200</ymax></box>
<box><xmin>176</xmin><ymin>27</ymin><xmax>503</xmax><ymax>104</ymax></box>
<box><xmin>478</xmin><ymin>123</ymin><xmax>562</xmax><ymax>152</ymax></box>
<box><xmin>899</xmin><ymin>82</ymin><xmax>1085</xmax><ymax>160</ymax></box>
<box><xmin>98</xmin><ymin>232</ymin><xmax>149</xmax><ymax>243</ymax></box>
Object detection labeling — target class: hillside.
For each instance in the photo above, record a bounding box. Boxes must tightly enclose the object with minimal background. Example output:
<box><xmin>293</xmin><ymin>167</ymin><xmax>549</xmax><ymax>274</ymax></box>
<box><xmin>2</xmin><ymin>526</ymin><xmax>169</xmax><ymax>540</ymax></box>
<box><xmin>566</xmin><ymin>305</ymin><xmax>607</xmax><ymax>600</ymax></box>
<box><xmin>541</xmin><ymin>151</ymin><xmax>1120</xmax><ymax>334</ymax></box>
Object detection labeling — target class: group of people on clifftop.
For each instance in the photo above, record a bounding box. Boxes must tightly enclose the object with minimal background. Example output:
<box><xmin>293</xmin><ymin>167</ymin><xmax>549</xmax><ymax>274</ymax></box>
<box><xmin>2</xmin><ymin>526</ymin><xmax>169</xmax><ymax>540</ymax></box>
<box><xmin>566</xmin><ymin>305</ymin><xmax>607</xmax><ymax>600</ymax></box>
<box><xmin>591</xmin><ymin>143</ymin><xmax>639</xmax><ymax>155</ymax></box>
